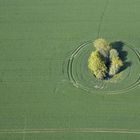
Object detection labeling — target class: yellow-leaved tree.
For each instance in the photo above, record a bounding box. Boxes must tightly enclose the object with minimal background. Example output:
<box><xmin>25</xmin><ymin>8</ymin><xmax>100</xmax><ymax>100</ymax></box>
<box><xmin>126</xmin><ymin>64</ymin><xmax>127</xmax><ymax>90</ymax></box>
<box><xmin>109</xmin><ymin>49</ymin><xmax>123</xmax><ymax>76</ymax></box>
<box><xmin>93</xmin><ymin>38</ymin><xmax>110</xmax><ymax>60</ymax></box>
<box><xmin>88</xmin><ymin>50</ymin><xmax>107</xmax><ymax>79</ymax></box>
<box><xmin>88</xmin><ymin>39</ymin><xmax>124</xmax><ymax>80</ymax></box>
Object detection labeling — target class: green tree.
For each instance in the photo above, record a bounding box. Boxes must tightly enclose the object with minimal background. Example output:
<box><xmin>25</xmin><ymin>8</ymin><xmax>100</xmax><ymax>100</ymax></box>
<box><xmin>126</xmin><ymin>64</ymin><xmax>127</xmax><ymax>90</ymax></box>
<box><xmin>88</xmin><ymin>39</ymin><xmax>124</xmax><ymax>80</ymax></box>
<box><xmin>93</xmin><ymin>38</ymin><xmax>110</xmax><ymax>60</ymax></box>
<box><xmin>88</xmin><ymin>51</ymin><xmax>107</xmax><ymax>79</ymax></box>
<box><xmin>109</xmin><ymin>49</ymin><xmax>119</xmax><ymax>59</ymax></box>
<box><xmin>109</xmin><ymin>49</ymin><xmax>123</xmax><ymax>76</ymax></box>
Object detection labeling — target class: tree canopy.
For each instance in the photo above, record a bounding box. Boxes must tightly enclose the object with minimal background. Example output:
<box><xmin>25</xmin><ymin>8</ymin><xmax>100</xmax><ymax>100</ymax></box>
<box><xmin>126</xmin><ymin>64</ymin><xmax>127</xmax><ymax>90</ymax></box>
<box><xmin>88</xmin><ymin>39</ymin><xmax>123</xmax><ymax>79</ymax></box>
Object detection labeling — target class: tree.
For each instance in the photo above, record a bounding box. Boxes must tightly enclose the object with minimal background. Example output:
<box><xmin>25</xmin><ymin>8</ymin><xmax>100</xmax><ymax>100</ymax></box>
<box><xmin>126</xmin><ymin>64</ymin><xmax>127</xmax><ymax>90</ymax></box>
<box><xmin>109</xmin><ymin>49</ymin><xmax>123</xmax><ymax>76</ymax></box>
<box><xmin>88</xmin><ymin>51</ymin><xmax>107</xmax><ymax>79</ymax></box>
<box><xmin>109</xmin><ymin>49</ymin><xmax>119</xmax><ymax>59</ymax></box>
<box><xmin>88</xmin><ymin>38</ymin><xmax>124</xmax><ymax>80</ymax></box>
<box><xmin>93</xmin><ymin>38</ymin><xmax>110</xmax><ymax>60</ymax></box>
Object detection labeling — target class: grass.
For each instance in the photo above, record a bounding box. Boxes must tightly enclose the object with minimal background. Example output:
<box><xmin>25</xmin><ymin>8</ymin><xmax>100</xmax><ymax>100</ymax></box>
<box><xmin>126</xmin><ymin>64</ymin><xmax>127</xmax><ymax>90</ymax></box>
<box><xmin>0</xmin><ymin>0</ymin><xmax>140</xmax><ymax>140</ymax></box>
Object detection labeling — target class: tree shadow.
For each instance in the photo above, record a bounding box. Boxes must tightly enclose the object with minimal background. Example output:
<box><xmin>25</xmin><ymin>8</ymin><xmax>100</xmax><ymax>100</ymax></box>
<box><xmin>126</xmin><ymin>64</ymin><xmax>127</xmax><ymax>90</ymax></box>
<box><xmin>109</xmin><ymin>41</ymin><xmax>131</xmax><ymax>72</ymax></box>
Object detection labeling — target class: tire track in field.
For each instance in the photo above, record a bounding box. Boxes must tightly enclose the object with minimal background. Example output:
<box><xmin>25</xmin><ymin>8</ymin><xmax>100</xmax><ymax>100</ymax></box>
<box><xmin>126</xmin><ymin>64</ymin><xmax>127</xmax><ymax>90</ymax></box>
<box><xmin>97</xmin><ymin>0</ymin><xmax>110</xmax><ymax>37</ymax></box>
<box><xmin>1</xmin><ymin>128</ymin><xmax>140</xmax><ymax>134</ymax></box>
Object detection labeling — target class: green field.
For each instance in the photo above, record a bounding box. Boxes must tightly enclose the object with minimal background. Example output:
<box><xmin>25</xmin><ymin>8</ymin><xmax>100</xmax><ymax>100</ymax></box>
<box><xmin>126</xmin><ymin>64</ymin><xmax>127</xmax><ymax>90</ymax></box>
<box><xmin>0</xmin><ymin>0</ymin><xmax>140</xmax><ymax>139</ymax></box>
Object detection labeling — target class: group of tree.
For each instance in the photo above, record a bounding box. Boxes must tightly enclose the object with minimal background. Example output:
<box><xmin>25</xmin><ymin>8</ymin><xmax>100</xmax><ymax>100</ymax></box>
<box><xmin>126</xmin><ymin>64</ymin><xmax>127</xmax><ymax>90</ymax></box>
<box><xmin>88</xmin><ymin>38</ymin><xmax>123</xmax><ymax>80</ymax></box>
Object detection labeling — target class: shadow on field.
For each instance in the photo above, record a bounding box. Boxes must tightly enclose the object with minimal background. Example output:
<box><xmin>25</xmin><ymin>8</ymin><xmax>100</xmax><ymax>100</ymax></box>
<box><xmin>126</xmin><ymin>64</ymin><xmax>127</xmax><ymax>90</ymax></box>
<box><xmin>110</xmin><ymin>41</ymin><xmax>131</xmax><ymax>72</ymax></box>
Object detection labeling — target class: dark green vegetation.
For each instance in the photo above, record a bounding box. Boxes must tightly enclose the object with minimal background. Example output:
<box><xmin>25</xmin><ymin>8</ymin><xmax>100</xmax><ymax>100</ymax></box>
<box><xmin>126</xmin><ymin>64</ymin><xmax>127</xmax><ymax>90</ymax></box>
<box><xmin>0</xmin><ymin>0</ymin><xmax>140</xmax><ymax>140</ymax></box>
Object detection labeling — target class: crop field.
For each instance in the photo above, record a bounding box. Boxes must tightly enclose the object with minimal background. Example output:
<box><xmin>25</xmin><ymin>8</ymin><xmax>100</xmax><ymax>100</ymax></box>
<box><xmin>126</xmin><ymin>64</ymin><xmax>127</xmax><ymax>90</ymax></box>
<box><xmin>0</xmin><ymin>0</ymin><xmax>140</xmax><ymax>139</ymax></box>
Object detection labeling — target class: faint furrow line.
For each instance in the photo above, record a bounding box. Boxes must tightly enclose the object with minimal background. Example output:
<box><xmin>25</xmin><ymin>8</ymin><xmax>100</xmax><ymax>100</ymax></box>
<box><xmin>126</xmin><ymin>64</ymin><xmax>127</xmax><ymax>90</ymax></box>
<box><xmin>1</xmin><ymin>128</ymin><xmax>140</xmax><ymax>134</ymax></box>
<box><xmin>97</xmin><ymin>0</ymin><xmax>110</xmax><ymax>37</ymax></box>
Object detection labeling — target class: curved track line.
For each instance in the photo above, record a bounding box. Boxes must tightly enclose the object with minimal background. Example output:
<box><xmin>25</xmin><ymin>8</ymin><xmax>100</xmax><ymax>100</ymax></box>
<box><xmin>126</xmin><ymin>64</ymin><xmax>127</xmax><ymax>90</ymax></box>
<box><xmin>66</xmin><ymin>41</ymin><xmax>140</xmax><ymax>94</ymax></box>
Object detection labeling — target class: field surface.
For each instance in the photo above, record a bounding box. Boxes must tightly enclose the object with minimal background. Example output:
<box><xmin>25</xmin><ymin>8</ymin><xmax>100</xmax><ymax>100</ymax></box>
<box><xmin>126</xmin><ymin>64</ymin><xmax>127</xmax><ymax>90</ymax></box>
<box><xmin>0</xmin><ymin>0</ymin><xmax>140</xmax><ymax>139</ymax></box>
